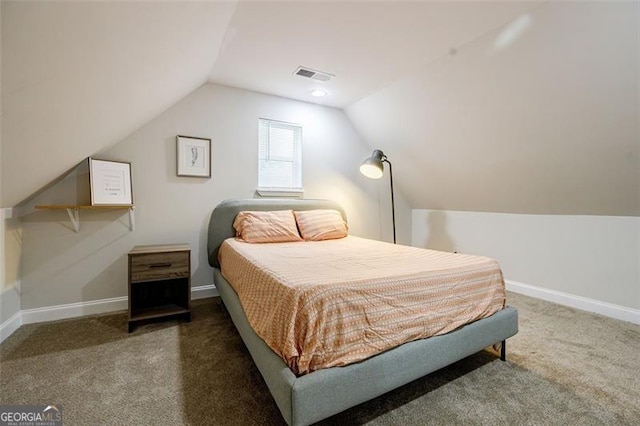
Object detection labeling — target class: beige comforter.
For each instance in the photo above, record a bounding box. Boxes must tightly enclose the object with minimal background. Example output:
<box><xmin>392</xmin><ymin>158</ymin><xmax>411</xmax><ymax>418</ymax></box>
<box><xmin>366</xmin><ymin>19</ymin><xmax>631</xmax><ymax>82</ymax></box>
<box><xmin>219</xmin><ymin>236</ymin><xmax>506</xmax><ymax>375</ymax></box>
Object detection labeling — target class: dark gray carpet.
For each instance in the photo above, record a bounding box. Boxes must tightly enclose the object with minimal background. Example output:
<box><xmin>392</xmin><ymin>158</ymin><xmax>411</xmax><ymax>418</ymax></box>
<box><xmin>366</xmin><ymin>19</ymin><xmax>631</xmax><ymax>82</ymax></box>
<box><xmin>1</xmin><ymin>292</ymin><xmax>639</xmax><ymax>425</ymax></box>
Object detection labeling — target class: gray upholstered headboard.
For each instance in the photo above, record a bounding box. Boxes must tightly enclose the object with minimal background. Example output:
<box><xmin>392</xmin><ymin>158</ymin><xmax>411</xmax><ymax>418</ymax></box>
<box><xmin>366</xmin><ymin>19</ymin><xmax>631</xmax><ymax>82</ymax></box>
<box><xmin>207</xmin><ymin>198</ymin><xmax>347</xmax><ymax>268</ymax></box>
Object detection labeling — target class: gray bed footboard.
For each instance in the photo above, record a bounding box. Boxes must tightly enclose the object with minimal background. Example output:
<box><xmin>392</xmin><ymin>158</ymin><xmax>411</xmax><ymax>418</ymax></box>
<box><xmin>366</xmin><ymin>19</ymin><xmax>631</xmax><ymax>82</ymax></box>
<box><xmin>214</xmin><ymin>268</ymin><xmax>519</xmax><ymax>426</ymax></box>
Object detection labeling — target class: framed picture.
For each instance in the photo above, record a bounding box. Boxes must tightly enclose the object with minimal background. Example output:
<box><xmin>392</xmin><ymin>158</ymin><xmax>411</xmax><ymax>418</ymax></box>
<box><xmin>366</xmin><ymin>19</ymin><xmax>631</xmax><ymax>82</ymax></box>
<box><xmin>89</xmin><ymin>158</ymin><xmax>134</xmax><ymax>206</ymax></box>
<box><xmin>177</xmin><ymin>135</ymin><xmax>211</xmax><ymax>178</ymax></box>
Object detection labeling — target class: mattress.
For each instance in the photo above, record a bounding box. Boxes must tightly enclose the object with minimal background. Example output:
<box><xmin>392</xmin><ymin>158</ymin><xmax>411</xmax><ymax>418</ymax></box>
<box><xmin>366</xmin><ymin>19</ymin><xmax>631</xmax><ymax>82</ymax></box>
<box><xmin>219</xmin><ymin>236</ymin><xmax>506</xmax><ymax>375</ymax></box>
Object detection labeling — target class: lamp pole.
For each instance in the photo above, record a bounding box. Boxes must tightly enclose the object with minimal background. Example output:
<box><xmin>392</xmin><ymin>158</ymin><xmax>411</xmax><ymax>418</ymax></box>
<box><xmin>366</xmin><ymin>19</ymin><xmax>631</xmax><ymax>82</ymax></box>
<box><xmin>383</xmin><ymin>158</ymin><xmax>396</xmax><ymax>244</ymax></box>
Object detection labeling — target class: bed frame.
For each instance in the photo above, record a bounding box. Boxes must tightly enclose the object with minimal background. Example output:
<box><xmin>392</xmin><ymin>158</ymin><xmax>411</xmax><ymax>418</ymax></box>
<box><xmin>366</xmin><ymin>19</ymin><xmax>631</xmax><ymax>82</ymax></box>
<box><xmin>207</xmin><ymin>198</ymin><xmax>519</xmax><ymax>426</ymax></box>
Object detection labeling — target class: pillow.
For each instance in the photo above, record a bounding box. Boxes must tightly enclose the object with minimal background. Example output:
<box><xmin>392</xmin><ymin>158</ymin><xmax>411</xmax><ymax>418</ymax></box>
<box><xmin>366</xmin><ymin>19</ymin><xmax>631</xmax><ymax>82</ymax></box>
<box><xmin>294</xmin><ymin>209</ymin><xmax>348</xmax><ymax>241</ymax></box>
<box><xmin>233</xmin><ymin>210</ymin><xmax>302</xmax><ymax>243</ymax></box>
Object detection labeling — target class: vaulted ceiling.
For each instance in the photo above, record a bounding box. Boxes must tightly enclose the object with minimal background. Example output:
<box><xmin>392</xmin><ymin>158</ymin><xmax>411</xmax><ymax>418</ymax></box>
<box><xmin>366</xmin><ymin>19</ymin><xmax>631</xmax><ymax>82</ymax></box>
<box><xmin>2</xmin><ymin>1</ymin><xmax>638</xmax><ymax>216</ymax></box>
<box><xmin>2</xmin><ymin>1</ymin><xmax>238</xmax><ymax>207</ymax></box>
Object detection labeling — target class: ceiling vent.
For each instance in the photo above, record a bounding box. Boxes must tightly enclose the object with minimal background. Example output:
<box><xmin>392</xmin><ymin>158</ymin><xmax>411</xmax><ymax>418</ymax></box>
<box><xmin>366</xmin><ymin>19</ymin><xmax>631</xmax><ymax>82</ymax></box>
<box><xmin>293</xmin><ymin>66</ymin><xmax>334</xmax><ymax>82</ymax></box>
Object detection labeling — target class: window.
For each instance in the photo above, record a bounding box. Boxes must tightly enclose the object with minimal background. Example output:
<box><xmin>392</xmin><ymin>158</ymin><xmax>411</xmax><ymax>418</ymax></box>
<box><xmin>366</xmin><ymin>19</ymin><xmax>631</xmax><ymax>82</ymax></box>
<box><xmin>258</xmin><ymin>118</ymin><xmax>302</xmax><ymax>195</ymax></box>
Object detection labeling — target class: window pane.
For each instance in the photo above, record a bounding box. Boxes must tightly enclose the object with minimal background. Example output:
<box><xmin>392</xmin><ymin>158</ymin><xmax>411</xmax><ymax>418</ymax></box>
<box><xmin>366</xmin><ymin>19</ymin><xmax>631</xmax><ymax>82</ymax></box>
<box><xmin>259</xmin><ymin>159</ymin><xmax>294</xmax><ymax>188</ymax></box>
<box><xmin>268</xmin><ymin>127</ymin><xmax>295</xmax><ymax>160</ymax></box>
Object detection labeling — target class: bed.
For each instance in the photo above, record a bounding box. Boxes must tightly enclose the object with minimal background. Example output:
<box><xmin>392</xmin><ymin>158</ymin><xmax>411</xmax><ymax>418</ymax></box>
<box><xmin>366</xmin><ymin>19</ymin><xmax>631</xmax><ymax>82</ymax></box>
<box><xmin>207</xmin><ymin>198</ymin><xmax>518</xmax><ymax>426</ymax></box>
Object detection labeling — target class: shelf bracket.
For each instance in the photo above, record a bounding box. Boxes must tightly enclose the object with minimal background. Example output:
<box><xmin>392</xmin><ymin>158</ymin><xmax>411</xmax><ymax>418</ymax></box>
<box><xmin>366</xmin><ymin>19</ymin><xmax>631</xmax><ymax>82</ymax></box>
<box><xmin>129</xmin><ymin>207</ymin><xmax>135</xmax><ymax>231</ymax></box>
<box><xmin>36</xmin><ymin>205</ymin><xmax>134</xmax><ymax>233</ymax></box>
<box><xmin>66</xmin><ymin>208</ymin><xmax>80</xmax><ymax>233</ymax></box>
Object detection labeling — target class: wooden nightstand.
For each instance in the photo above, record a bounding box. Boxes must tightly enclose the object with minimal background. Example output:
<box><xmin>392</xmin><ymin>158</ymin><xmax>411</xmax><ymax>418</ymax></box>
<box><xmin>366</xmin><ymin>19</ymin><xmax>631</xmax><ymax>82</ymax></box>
<box><xmin>128</xmin><ymin>244</ymin><xmax>191</xmax><ymax>332</ymax></box>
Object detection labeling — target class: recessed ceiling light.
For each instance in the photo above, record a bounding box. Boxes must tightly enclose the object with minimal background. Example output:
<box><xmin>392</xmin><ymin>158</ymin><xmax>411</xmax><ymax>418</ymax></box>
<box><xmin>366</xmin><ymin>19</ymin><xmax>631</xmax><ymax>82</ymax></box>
<box><xmin>310</xmin><ymin>89</ymin><xmax>327</xmax><ymax>97</ymax></box>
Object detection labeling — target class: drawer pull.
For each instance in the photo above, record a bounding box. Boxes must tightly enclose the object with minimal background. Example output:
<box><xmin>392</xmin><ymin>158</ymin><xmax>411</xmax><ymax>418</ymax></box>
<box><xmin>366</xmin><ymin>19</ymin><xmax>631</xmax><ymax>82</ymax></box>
<box><xmin>149</xmin><ymin>263</ymin><xmax>172</xmax><ymax>269</ymax></box>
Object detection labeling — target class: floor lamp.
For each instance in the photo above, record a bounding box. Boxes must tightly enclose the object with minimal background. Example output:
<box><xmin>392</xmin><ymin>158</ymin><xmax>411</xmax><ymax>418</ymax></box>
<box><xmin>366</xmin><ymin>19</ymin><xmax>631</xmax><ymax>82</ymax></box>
<box><xmin>360</xmin><ymin>149</ymin><xmax>396</xmax><ymax>244</ymax></box>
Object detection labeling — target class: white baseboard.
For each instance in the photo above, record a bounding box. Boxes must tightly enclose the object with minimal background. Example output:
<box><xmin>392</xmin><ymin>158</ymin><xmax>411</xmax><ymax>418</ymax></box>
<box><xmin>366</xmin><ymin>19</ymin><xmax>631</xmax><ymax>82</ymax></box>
<box><xmin>192</xmin><ymin>284</ymin><xmax>219</xmax><ymax>299</ymax></box>
<box><xmin>21</xmin><ymin>296</ymin><xmax>129</xmax><ymax>325</ymax></box>
<box><xmin>506</xmin><ymin>280</ymin><xmax>640</xmax><ymax>325</ymax></box>
<box><xmin>0</xmin><ymin>312</ymin><xmax>23</xmax><ymax>343</ymax></box>
<box><xmin>1</xmin><ymin>284</ymin><xmax>219</xmax><ymax>343</ymax></box>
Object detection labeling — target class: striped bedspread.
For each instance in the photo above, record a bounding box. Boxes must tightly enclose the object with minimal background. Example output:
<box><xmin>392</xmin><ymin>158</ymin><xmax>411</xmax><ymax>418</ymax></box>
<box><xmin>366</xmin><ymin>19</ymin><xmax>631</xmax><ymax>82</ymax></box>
<box><xmin>219</xmin><ymin>236</ymin><xmax>506</xmax><ymax>375</ymax></box>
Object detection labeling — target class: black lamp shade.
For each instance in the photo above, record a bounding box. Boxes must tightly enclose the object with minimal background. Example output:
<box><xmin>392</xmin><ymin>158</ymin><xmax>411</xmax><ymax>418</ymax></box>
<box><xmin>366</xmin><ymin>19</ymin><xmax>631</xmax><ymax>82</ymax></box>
<box><xmin>360</xmin><ymin>149</ymin><xmax>385</xmax><ymax>179</ymax></box>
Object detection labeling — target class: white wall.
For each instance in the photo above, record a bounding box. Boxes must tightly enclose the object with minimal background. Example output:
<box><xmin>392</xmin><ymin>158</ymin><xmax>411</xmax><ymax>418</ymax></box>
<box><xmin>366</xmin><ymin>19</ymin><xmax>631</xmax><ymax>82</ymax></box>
<box><xmin>0</xmin><ymin>1</ymin><xmax>20</xmax><ymax>331</ymax></box>
<box><xmin>17</xmin><ymin>83</ymin><xmax>411</xmax><ymax>311</ymax></box>
<box><xmin>412</xmin><ymin>210</ymin><xmax>640</xmax><ymax>313</ymax></box>
<box><xmin>1</xmin><ymin>213</ymin><xmax>22</xmax><ymax>334</ymax></box>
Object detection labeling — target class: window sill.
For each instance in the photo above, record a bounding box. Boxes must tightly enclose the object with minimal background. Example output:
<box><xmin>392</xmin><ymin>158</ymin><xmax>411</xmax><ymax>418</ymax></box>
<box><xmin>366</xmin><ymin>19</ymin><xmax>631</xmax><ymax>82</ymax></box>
<box><xmin>255</xmin><ymin>188</ymin><xmax>304</xmax><ymax>198</ymax></box>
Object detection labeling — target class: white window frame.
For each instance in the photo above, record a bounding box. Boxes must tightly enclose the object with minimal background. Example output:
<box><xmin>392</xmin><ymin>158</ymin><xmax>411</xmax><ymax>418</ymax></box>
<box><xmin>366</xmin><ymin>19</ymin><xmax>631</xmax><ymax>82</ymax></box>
<box><xmin>257</xmin><ymin>118</ymin><xmax>303</xmax><ymax>197</ymax></box>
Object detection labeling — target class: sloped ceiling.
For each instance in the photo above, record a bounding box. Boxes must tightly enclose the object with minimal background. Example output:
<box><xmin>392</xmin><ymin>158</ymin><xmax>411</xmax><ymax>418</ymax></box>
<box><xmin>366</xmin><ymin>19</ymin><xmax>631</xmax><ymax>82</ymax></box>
<box><xmin>1</xmin><ymin>1</ymin><xmax>237</xmax><ymax>207</ymax></box>
<box><xmin>210</xmin><ymin>1</ymin><xmax>539</xmax><ymax>108</ymax></box>
<box><xmin>2</xmin><ymin>1</ymin><xmax>638</xmax><ymax>217</ymax></box>
<box><xmin>346</xmin><ymin>1</ymin><xmax>639</xmax><ymax>216</ymax></box>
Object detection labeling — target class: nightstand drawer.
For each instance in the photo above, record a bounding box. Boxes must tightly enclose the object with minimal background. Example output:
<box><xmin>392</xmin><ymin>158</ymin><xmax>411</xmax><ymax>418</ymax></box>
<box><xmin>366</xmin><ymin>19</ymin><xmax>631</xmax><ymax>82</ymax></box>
<box><xmin>131</xmin><ymin>252</ymin><xmax>189</xmax><ymax>282</ymax></box>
